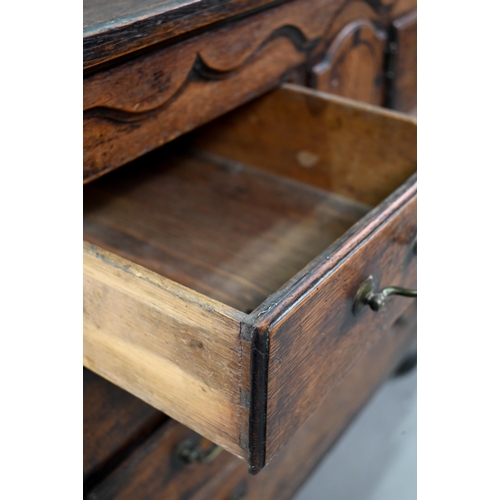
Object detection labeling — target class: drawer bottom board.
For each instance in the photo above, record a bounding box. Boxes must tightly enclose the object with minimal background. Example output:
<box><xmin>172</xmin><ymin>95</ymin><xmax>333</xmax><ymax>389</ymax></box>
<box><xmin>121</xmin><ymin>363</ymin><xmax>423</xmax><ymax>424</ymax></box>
<box><xmin>84</xmin><ymin>147</ymin><xmax>371</xmax><ymax>313</ymax></box>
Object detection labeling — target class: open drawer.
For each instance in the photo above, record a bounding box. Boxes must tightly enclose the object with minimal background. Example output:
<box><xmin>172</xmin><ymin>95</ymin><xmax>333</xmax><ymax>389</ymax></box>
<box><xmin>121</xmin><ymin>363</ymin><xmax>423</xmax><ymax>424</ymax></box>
<box><xmin>83</xmin><ymin>84</ymin><xmax>416</xmax><ymax>474</ymax></box>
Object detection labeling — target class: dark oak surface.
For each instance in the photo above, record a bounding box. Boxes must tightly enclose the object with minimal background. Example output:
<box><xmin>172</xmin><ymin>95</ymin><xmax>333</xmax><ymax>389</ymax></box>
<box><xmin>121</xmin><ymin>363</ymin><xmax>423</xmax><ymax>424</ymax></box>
<box><xmin>83</xmin><ymin>0</ymin><xmax>331</xmax><ymax>181</ymax></box>
<box><xmin>83</xmin><ymin>0</ymin><xmax>417</xmax><ymax>182</ymax></box>
<box><xmin>83</xmin><ymin>369</ymin><xmax>166</xmax><ymax>490</ymax></box>
<box><xmin>387</xmin><ymin>9</ymin><xmax>417</xmax><ymax>111</ymax></box>
<box><xmin>83</xmin><ymin>0</ymin><xmax>418</xmax><ymax>488</ymax></box>
<box><xmin>84</xmin><ymin>0</ymin><xmax>279</xmax><ymax>70</ymax></box>
<box><xmin>246</xmin><ymin>301</ymin><xmax>417</xmax><ymax>498</ymax></box>
<box><xmin>83</xmin><ymin>143</ymin><xmax>369</xmax><ymax>313</ymax></box>
<box><xmin>86</xmin><ymin>420</ymin><xmax>240</xmax><ymax>500</ymax></box>
<box><xmin>84</xmin><ymin>0</ymin><xmax>417</xmax><ymax>71</ymax></box>
<box><xmin>258</xmin><ymin>183</ymin><xmax>416</xmax><ymax>464</ymax></box>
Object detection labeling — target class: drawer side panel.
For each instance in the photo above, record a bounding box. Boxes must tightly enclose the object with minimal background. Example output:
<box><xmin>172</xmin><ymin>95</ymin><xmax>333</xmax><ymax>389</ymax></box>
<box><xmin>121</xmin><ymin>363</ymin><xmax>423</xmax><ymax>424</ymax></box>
<box><xmin>83</xmin><ymin>243</ymin><xmax>248</xmax><ymax>458</ymax></box>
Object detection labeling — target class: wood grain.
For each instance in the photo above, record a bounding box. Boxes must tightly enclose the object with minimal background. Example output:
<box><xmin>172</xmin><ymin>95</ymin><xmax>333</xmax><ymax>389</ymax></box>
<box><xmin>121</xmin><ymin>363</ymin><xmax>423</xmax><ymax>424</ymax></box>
<box><xmin>246</xmin><ymin>301</ymin><xmax>417</xmax><ymax>498</ymax></box>
<box><xmin>248</xmin><ymin>175</ymin><xmax>416</xmax><ymax>469</ymax></box>
<box><xmin>83</xmin><ymin>147</ymin><xmax>370</xmax><ymax>313</ymax></box>
<box><xmin>85</xmin><ymin>419</ymin><xmax>242</xmax><ymax>500</ymax></box>
<box><xmin>84</xmin><ymin>0</ymin><xmax>279</xmax><ymax>70</ymax></box>
<box><xmin>191</xmin><ymin>84</ymin><xmax>417</xmax><ymax>206</ymax></box>
<box><xmin>83</xmin><ymin>85</ymin><xmax>417</xmax><ymax>472</ymax></box>
<box><xmin>83</xmin><ymin>0</ymin><xmax>338</xmax><ymax>181</ymax></box>
<box><xmin>83</xmin><ymin>242</ymin><xmax>248</xmax><ymax>458</ymax></box>
<box><xmin>83</xmin><ymin>369</ymin><xmax>166</xmax><ymax>492</ymax></box>
<box><xmin>83</xmin><ymin>0</ymin><xmax>418</xmax><ymax>182</ymax></box>
<box><xmin>83</xmin><ymin>0</ymin><xmax>417</xmax><ymax>71</ymax></box>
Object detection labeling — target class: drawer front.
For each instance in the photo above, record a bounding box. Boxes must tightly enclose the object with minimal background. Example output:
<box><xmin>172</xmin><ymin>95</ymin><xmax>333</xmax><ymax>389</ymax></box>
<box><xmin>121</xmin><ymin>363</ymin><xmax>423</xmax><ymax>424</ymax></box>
<box><xmin>247</xmin><ymin>175</ymin><xmax>416</xmax><ymax>471</ymax></box>
<box><xmin>247</xmin><ymin>302</ymin><xmax>417</xmax><ymax>497</ymax></box>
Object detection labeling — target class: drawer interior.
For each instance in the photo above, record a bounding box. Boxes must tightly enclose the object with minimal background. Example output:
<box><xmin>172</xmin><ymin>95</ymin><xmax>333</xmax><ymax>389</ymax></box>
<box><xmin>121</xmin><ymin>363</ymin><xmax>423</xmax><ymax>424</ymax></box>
<box><xmin>84</xmin><ymin>149</ymin><xmax>370</xmax><ymax>313</ymax></box>
<box><xmin>84</xmin><ymin>84</ymin><xmax>416</xmax><ymax>315</ymax></box>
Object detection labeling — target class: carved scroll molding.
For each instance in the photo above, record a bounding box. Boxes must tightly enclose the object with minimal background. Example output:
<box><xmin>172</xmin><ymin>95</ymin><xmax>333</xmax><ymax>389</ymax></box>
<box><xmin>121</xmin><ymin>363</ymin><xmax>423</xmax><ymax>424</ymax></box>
<box><xmin>84</xmin><ymin>24</ymin><xmax>317</xmax><ymax>124</ymax></box>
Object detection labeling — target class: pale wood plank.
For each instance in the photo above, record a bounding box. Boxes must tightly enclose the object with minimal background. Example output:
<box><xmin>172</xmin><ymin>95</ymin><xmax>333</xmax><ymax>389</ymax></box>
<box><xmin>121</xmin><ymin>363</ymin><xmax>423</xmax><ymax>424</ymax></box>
<box><xmin>83</xmin><ymin>242</ymin><xmax>248</xmax><ymax>458</ymax></box>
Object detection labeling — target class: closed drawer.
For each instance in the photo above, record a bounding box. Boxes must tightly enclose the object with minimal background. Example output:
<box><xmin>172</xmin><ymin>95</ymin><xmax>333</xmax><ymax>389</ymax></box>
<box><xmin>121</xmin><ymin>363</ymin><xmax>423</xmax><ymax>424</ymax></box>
<box><xmin>83</xmin><ymin>84</ymin><xmax>416</xmax><ymax>473</ymax></box>
<box><xmin>83</xmin><ymin>368</ymin><xmax>165</xmax><ymax>489</ymax></box>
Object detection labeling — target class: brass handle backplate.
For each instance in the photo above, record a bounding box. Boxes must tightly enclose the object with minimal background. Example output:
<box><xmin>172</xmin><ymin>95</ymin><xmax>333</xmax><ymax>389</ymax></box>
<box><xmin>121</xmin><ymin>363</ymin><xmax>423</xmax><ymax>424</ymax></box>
<box><xmin>353</xmin><ymin>276</ymin><xmax>417</xmax><ymax>314</ymax></box>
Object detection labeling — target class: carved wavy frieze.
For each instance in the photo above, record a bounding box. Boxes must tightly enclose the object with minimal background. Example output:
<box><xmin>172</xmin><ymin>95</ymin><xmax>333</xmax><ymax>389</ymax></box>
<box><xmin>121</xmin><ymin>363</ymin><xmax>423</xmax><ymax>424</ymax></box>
<box><xmin>193</xmin><ymin>25</ymin><xmax>315</xmax><ymax>79</ymax></box>
<box><xmin>83</xmin><ymin>24</ymin><xmax>318</xmax><ymax>124</ymax></box>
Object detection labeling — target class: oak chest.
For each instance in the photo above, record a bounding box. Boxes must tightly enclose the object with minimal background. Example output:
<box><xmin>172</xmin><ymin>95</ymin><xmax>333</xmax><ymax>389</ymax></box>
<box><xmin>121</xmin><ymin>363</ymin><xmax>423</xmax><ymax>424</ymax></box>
<box><xmin>83</xmin><ymin>0</ymin><xmax>417</xmax><ymax>496</ymax></box>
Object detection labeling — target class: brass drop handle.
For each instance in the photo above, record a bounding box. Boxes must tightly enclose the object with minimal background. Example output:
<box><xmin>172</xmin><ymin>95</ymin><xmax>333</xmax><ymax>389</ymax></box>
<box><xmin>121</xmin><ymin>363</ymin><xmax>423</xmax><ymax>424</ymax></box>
<box><xmin>176</xmin><ymin>438</ymin><xmax>223</xmax><ymax>464</ymax></box>
<box><xmin>353</xmin><ymin>276</ymin><xmax>417</xmax><ymax>314</ymax></box>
